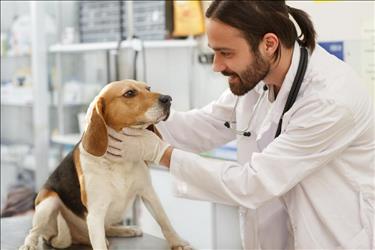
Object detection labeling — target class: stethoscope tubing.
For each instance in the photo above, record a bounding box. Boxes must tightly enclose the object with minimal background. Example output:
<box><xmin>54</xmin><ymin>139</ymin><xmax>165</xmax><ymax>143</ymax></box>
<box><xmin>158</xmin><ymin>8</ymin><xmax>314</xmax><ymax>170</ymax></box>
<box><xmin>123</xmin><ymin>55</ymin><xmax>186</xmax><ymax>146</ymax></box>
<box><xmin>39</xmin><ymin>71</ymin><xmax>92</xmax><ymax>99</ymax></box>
<box><xmin>224</xmin><ymin>46</ymin><xmax>309</xmax><ymax>138</ymax></box>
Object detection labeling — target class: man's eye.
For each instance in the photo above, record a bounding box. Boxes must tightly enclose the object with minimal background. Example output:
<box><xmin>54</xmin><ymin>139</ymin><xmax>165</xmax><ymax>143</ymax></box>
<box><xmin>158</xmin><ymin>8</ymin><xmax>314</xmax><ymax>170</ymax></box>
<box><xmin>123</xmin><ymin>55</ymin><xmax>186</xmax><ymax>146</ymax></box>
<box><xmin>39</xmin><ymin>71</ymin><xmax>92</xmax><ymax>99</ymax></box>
<box><xmin>221</xmin><ymin>52</ymin><xmax>231</xmax><ymax>57</ymax></box>
<box><xmin>123</xmin><ymin>89</ymin><xmax>136</xmax><ymax>97</ymax></box>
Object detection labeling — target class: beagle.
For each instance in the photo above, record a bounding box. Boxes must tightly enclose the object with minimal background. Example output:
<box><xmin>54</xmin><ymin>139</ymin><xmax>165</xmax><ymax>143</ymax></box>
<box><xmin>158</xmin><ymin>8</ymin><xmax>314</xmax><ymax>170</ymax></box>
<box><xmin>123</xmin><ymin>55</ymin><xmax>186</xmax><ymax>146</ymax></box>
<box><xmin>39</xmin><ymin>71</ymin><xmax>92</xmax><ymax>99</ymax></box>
<box><xmin>20</xmin><ymin>80</ymin><xmax>191</xmax><ymax>250</ymax></box>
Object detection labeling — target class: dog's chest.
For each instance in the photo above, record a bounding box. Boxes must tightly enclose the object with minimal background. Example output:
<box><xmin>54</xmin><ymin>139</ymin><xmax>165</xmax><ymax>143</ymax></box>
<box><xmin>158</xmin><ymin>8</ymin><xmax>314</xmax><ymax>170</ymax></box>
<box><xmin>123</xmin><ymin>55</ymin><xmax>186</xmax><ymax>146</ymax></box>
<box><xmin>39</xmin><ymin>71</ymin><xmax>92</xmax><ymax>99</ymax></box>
<box><xmin>80</xmin><ymin>154</ymin><xmax>148</xmax><ymax>202</ymax></box>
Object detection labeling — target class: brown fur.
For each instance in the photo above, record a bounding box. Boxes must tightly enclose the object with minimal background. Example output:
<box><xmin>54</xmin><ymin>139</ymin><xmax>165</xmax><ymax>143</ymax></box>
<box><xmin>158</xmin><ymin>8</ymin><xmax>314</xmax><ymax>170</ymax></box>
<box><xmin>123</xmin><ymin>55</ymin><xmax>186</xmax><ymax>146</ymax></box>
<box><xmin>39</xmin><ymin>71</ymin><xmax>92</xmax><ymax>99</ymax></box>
<box><xmin>35</xmin><ymin>189</ymin><xmax>58</xmax><ymax>207</ymax></box>
<box><xmin>101</xmin><ymin>82</ymin><xmax>160</xmax><ymax>130</ymax></box>
<box><xmin>82</xmin><ymin>97</ymin><xmax>108</xmax><ymax>156</ymax></box>
<box><xmin>73</xmin><ymin>147</ymin><xmax>87</xmax><ymax>209</ymax></box>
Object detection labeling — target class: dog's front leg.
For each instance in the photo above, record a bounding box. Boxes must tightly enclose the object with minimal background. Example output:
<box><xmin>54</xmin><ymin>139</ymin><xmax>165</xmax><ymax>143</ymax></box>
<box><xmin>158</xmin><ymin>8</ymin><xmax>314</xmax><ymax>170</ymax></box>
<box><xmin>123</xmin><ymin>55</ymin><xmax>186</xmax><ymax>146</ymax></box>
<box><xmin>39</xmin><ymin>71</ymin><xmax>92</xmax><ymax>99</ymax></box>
<box><xmin>86</xmin><ymin>207</ymin><xmax>109</xmax><ymax>250</ymax></box>
<box><xmin>141</xmin><ymin>187</ymin><xmax>192</xmax><ymax>250</ymax></box>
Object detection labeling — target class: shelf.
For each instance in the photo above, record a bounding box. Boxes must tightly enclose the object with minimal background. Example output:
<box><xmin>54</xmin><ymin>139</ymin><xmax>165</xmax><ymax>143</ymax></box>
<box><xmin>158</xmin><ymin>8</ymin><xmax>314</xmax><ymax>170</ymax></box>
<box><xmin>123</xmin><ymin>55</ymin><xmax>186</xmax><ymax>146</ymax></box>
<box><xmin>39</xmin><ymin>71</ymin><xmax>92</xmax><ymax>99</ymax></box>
<box><xmin>200</xmin><ymin>149</ymin><xmax>237</xmax><ymax>162</ymax></box>
<box><xmin>49</xmin><ymin>39</ymin><xmax>197</xmax><ymax>53</ymax></box>
<box><xmin>1</xmin><ymin>54</ymin><xmax>31</xmax><ymax>59</ymax></box>
<box><xmin>51</xmin><ymin>133</ymin><xmax>81</xmax><ymax>146</ymax></box>
<box><xmin>0</xmin><ymin>101</ymin><xmax>33</xmax><ymax>107</ymax></box>
<box><xmin>1</xmin><ymin>100</ymin><xmax>89</xmax><ymax>107</ymax></box>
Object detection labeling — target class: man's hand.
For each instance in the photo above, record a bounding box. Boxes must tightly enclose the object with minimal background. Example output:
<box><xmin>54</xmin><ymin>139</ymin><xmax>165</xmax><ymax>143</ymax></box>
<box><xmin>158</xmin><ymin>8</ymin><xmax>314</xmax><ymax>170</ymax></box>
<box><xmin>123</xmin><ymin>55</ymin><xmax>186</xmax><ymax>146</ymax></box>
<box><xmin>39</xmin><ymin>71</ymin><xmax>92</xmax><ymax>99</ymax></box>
<box><xmin>105</xmin><ymin>127</ymin><xmax>170</xmax><ymax>165</ymax></box>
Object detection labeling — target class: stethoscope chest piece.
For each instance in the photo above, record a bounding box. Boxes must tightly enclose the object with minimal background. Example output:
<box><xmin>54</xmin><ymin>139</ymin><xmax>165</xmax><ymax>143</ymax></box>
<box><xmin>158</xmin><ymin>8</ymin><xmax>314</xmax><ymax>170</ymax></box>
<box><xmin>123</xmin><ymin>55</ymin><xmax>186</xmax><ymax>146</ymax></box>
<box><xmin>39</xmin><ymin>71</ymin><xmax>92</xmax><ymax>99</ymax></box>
<box><xmin>224</xmin><ymin>46</ymin><xmax>308</xmax><ymax>138</ymax></box>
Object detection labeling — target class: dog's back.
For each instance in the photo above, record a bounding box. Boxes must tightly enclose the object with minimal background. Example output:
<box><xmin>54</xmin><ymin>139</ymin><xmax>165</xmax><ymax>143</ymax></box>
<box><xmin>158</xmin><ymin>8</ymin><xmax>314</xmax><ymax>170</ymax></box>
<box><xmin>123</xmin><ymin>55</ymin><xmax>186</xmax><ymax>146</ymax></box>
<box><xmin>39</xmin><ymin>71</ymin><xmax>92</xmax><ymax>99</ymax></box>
<box><xmin>39</xmin><ymin>145</ymin><xmax>86</xmax><ymax>218</ymax></box>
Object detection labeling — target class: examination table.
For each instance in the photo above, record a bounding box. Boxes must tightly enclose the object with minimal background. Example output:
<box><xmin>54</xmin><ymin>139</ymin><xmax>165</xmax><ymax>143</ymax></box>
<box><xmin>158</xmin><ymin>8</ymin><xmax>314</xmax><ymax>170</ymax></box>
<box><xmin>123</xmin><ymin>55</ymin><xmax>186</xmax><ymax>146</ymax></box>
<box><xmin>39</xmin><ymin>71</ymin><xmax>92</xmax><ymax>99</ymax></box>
<box><xmin>1</xmin><ymin>214</ymin><xmax>169</xmax><ymax>249</ymax></box>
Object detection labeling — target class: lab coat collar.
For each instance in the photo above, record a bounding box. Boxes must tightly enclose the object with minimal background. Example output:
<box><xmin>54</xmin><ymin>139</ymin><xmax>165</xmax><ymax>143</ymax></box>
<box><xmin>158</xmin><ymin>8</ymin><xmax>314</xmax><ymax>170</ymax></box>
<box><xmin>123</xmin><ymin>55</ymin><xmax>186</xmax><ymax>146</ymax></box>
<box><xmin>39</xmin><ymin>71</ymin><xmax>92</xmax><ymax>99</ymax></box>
<box><xmin>253</xmin><ymin>80</ymin><xmax>266</xmax><ymax>95</ymax></box>
<box><xmin>254</xmin><ymin>42</ymin><xmax>303</xmax><ymax>145</ymax></box>
<box><xmin>269</xmin><ymin>41</ymin><xmax>302</xmax><ymax>123</ymax></box>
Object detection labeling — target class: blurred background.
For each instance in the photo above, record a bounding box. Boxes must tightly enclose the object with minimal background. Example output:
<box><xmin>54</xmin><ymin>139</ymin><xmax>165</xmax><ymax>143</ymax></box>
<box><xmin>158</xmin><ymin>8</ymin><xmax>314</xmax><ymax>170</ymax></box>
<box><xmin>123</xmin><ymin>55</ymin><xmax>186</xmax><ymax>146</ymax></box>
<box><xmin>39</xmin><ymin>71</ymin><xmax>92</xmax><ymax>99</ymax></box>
<box><xmin>1</xmin><ymin>1</ymin><xmax>374</xmax><ymax>248</ymax></box>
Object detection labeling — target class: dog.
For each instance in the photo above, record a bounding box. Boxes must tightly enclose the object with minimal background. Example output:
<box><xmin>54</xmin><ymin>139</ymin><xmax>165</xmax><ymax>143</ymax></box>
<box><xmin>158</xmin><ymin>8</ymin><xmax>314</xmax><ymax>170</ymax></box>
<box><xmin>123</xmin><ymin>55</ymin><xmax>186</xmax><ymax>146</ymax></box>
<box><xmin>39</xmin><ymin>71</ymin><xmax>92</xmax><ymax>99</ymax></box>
<box><xmin>20</xmin><ymin>80</ymin><xmax>191</xmax><ymax>250</ymax></box>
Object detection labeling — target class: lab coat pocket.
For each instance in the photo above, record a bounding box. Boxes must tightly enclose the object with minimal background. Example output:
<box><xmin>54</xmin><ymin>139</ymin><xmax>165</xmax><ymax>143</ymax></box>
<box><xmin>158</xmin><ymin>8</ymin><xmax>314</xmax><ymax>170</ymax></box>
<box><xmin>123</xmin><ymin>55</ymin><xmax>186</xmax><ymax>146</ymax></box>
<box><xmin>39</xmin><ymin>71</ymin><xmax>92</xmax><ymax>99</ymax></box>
<box><xmin>338</xmin><ymin>190</ymin><xmax>373</xmax><ymax>249</ymax></box>
<box><xmin>359</xmin><ymin>189</ymin><xmax>374</xmax><ymax>248</ymax></box>
<box><xmin>256</xmin><ymin>122</ymin><xmax>278</xmax><ymax>151</ymax></box>
<box><xmin>338</xmin><ymin>228</ymin><xmax>371</xmax><ymax>249</ymax></box>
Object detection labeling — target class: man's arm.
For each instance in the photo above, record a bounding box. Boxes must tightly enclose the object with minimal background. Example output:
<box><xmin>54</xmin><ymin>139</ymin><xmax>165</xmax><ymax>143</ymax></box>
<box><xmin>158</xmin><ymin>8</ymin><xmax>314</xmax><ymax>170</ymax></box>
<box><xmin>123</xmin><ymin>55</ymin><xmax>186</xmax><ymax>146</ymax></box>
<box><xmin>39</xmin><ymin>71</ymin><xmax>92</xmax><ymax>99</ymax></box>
<box><xmin>166</xmin><ymin>99</ymin><xmax>355</xmax><ymax>208</ymax></box>
<box><xmin>156</xmin><ymin>89</ymin><xmax>237</xmax><ymax>153</ymax></box>
<box><xmin>159</xmin><ymin>146</ymin><xmax>173</xmax><ymax>169</ymax></box>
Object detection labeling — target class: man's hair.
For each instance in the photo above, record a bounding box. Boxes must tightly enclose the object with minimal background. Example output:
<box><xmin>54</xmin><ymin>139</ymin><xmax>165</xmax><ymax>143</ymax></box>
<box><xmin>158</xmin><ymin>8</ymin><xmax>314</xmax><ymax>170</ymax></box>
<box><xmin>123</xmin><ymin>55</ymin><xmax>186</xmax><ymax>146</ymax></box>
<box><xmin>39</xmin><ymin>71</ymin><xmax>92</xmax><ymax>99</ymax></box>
<box><xmin>206</xmin><ymin>0</ymin><xmax>316</xmax><ymax>61</ymax></box>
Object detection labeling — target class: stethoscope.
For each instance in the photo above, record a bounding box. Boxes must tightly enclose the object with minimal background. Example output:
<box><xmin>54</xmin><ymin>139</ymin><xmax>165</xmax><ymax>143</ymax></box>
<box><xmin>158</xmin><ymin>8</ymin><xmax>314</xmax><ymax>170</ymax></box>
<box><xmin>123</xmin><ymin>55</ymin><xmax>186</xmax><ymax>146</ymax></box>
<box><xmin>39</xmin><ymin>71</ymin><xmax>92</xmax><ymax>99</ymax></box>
<box><xmin>224</xmin><ymin>46</ymin><xmax>308</xmax><ymax>139</ymax></box>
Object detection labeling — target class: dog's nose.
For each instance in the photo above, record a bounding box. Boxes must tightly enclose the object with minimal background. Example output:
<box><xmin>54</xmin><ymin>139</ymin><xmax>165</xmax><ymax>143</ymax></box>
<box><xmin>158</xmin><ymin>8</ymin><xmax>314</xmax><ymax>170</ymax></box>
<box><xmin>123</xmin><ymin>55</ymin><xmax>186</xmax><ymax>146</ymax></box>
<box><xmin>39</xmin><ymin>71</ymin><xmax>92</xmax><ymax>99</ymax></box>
<box><xmin>159</xmin><ymin>95</ymin><xmax>172</xmax><ymax>104</ymax></box>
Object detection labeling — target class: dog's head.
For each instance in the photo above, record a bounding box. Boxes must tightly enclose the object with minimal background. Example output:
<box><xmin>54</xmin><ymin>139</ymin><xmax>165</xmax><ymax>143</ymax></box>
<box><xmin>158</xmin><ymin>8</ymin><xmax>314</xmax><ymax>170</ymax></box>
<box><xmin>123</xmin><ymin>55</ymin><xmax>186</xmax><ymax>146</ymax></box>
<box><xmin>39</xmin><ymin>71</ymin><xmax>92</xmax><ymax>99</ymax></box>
<box><xmin>82</xmin><ymin>79</ymin><xmax>171</xmax><ymax>156</ymax></box>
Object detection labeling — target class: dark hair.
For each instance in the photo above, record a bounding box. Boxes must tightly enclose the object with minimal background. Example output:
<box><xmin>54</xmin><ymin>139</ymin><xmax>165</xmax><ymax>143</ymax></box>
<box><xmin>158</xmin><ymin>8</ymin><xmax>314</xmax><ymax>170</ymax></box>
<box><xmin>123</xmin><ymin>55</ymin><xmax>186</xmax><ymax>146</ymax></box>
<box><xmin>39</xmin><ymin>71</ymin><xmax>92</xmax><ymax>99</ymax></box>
<box><xmin>206</xmin><ymin>0</ymin><xmax>316</xmax><ymax>61</ymax></box>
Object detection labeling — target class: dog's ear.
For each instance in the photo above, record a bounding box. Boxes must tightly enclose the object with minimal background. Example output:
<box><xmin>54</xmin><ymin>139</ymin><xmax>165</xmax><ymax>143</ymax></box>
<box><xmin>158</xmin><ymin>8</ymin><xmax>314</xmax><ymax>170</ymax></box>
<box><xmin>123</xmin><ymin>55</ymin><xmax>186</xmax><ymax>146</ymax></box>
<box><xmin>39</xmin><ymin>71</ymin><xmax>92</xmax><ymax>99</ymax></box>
<box><xmin>82</xmin><ymin>97</ymin><xmax>108</xmax><ymax>156</ymax></box>
<box><xmin>146</xmin><ymin>124</ymin><xmax>163</xmax><ymax>139</ymax></box>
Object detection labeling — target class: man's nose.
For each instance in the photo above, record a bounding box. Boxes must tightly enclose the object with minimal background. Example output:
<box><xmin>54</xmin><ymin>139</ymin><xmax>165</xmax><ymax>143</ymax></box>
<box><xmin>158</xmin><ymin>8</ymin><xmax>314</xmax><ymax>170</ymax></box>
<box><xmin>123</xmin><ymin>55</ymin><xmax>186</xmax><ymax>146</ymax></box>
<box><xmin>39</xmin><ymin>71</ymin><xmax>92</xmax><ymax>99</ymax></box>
<box><xmin>212</xmin><ymin>55</ymin><xmax>226</xmax><ymax>72</ymax></box>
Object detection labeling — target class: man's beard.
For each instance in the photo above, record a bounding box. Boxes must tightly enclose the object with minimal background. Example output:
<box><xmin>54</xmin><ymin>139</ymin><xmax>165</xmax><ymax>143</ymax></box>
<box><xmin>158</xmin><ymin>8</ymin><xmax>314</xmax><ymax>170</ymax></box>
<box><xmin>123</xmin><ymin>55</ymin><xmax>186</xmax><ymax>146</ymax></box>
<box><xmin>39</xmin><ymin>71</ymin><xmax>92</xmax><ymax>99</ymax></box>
<box><xmin>222</xmin><ymin>51</ymin><xmax>270</xmax><ymax>96</ymax></box>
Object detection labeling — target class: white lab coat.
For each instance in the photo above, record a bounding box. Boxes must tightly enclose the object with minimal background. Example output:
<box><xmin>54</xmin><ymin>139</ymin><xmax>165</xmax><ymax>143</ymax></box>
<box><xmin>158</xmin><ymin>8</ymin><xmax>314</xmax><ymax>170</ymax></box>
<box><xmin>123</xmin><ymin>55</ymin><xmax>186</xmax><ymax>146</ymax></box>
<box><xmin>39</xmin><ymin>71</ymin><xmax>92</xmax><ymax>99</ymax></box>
<box><xmin>157</xmin><ymin>42</ymin><xmax>375</xmax><ymax>249</ymax></box>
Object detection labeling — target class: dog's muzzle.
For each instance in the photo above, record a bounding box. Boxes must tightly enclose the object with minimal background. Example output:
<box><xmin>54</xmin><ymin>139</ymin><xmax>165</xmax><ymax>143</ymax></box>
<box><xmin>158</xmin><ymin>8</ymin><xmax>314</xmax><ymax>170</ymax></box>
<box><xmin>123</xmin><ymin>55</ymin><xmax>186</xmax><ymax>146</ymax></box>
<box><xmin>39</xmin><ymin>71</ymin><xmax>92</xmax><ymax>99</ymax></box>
<box><xmin>159</xmin><ymin>95</ymin><xmax>172</xmax><ymax>120</ymax></box>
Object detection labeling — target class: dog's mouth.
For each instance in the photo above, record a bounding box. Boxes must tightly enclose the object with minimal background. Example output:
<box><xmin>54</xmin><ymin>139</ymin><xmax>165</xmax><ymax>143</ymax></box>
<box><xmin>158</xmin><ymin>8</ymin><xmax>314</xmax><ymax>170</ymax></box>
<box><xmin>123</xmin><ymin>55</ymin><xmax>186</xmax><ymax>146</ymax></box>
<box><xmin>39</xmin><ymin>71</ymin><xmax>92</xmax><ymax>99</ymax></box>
<box><xmin>160</xmin><ymin>110</ymin><xmax>170</xmax><ymax>121</ymax></box>
<box><xmin>156</xmin><ymin>103</ymin><xmax>171</xmax><ymax>122</ymax></box>
<box><xmin>131</xmin><ymin>110</ymin><xmax>170</xmax><ymax>129</ymax></box>
<box><xmin>153</xmin><ymin>111</ymin><xmax>169</xmax><ymax>124</ymax></box>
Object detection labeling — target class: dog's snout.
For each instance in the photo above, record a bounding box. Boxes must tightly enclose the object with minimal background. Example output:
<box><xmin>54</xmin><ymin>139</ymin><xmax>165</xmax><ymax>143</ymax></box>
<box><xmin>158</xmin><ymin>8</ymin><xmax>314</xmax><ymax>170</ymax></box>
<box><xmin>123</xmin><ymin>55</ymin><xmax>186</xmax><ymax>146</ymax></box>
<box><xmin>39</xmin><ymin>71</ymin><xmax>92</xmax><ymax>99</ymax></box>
<box><xmin>159</xmin><ymin>95</ymin><xmax>172</xmax><ymax>104</ymax></box>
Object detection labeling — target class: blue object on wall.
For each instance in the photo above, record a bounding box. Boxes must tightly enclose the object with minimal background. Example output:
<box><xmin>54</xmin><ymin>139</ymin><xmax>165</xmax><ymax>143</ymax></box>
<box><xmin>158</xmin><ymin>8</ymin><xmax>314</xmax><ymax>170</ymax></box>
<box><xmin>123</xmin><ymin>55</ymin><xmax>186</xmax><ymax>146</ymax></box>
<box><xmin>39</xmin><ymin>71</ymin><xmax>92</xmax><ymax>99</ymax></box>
<box><xmin>318</xmin><ymin>41</ymin><xmax>344</xmax><ymax>61</ymax></box>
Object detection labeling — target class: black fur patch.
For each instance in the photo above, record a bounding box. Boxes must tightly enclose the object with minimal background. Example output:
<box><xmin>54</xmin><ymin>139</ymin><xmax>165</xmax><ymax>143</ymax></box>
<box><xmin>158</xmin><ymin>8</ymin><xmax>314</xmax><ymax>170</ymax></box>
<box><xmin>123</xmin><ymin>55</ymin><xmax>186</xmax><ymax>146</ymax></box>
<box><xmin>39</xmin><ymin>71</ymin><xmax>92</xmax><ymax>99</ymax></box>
<box><xmin>44</xmin><ymin>145</ymin><xmax>87</xmax><ymax>218</ymax></box>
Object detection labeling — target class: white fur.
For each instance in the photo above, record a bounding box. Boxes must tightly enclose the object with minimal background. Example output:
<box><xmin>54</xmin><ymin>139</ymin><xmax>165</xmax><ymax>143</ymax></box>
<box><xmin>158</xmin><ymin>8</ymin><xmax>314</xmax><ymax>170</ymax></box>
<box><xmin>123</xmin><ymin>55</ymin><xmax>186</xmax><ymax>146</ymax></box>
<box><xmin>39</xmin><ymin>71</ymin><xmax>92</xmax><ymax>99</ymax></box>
<box><xmin>79</xmin><ymin>144</ymin><xmax>190</xmax><ymax>249</ymax></box>
<box><xmin>144</xmin><ymin>103</ymin><xmax>167</xmax><ymax>123</ymax></box>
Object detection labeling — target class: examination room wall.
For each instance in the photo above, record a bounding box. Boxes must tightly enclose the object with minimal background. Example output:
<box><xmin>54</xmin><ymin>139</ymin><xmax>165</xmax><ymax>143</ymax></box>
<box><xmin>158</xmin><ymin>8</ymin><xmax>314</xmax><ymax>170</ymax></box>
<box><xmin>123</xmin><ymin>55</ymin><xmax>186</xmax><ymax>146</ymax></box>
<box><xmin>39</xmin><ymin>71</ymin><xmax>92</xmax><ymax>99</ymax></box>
<box><xmin>1</xmin><ymin>1</ymin><xmax>374</xmax><ymax>249</ymax></box>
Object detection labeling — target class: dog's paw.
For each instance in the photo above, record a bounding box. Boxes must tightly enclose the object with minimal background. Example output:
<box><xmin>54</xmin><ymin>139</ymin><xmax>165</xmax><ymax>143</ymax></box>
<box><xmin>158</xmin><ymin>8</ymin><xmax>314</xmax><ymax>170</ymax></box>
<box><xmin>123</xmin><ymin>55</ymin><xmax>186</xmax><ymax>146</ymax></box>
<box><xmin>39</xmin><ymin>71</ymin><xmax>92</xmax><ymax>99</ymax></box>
<box><xmin>171</xmin><ymin>241</ymin><xmax>193</xmax><ymax>250</ymax></box>
<box><xmin>19</xmin><ymin>244</ymin><xmax>37</xmax><ymax>250</ymax></box>
<box><xmin>130</xmin><ymin>226</ymin><xmax>143</xmax><ymax>237</ymax></box>
<box><xmin>106</xmin><ymin>225</ymin><xmax>143</xmax><ymax>238</ymax></box>
<box><xmin>106</xmin><ymin>238</ymin><xmax>110</xmax><ymax>248</ymax></box>
<box><xmin>120</xmin><ymin>226</ymin><xmax>143</xmax><ymax>237</ymax></box>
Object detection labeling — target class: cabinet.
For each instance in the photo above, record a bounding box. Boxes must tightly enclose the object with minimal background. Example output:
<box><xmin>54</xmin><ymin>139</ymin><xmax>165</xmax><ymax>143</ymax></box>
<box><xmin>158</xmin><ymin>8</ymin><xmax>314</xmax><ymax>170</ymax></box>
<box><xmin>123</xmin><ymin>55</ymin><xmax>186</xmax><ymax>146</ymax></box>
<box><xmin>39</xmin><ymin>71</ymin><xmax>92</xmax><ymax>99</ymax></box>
<box><xmin>140</xmin><ymin>167</ymin><xmax>242</xmax><ymax>249</ymax></box>
<box><xmin>49</xmin><ymin>38</ymin><xmax>198</xmax><ymax>146</ymax></box>
<box><xmin>1</xmin><ymin>2</ymin><xmax>52</xmax><ymax>201</ymax></box>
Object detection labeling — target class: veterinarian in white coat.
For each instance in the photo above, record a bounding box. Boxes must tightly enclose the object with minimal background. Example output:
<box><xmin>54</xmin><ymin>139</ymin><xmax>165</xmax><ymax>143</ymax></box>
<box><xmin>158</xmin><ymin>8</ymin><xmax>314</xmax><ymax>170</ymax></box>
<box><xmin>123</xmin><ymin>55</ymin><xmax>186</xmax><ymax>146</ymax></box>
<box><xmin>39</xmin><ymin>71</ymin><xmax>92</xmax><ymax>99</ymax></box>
<box><xmin>153</xmin><ymin>42</ymin><xmax>375</xmax><ymax>249</ymax></box>
<box><xmin>107</xmin><ymin>1</ymin><xmax>374</xmax><ymax>249</ymax></box>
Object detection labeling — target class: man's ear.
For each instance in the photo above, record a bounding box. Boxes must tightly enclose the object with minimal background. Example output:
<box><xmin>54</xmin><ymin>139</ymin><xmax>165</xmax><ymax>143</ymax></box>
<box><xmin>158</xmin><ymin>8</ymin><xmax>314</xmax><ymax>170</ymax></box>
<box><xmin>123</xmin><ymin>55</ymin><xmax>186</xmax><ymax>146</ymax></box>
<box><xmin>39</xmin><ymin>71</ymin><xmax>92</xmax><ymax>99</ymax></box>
<box><xmin>146</xmin><ymin>124</ymin><xmax>163</xmax><ymax>139</ymax></box>
<box><xmin>260</xmin><ymin>33</ymin><xmax>279</xmax><ymax>59</ymax></box>
<box><xmin>82</xmin><ymin>97</ymin><xmax>108</xmax><ymax>156</ymax></box>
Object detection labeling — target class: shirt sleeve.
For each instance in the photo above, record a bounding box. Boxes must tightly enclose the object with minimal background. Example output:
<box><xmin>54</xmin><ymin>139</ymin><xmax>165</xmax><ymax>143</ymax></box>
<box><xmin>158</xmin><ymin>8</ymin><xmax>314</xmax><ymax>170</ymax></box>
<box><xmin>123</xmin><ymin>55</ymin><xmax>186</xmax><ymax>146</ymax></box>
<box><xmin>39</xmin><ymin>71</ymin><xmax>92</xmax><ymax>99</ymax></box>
<box><xmin>170</xmin><ymin>99</ymin><xmax>355</xmax><ymax>208</ymax></box>
<box><xmin>156</xmin><ymin>89</ymin><xmax>237</xmax><ymax>153</ymax></box>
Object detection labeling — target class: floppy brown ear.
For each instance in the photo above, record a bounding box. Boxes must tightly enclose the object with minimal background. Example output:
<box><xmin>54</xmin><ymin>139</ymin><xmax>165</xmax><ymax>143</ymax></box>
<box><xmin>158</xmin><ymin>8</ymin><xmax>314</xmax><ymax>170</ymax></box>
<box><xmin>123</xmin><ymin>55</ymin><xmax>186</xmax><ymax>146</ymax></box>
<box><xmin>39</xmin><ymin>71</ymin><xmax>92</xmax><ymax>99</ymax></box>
<box><xmin>146</xmin><ymin>124</ymin><xmax>163</xmax><ymax>139</ymax></box>
<box><xmin>82</xmin><ymin>97</ymin><xmax>108</xmax><ymax>156</ymax></box>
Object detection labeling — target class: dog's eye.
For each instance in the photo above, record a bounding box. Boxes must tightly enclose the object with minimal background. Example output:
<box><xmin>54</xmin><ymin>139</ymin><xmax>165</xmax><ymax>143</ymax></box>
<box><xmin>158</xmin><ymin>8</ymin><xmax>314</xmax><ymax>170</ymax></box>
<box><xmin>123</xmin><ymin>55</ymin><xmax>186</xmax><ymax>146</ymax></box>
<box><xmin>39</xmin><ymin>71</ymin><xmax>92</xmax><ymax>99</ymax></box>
<box><xmin>123</xmin><ymin>89</ymin><xmax>136</xmax><ymax>97</ymax></box>
<box><xmin>146</xmin><ymin>87</ymin><xmax>151</xmax><ymax>92</ymax></box>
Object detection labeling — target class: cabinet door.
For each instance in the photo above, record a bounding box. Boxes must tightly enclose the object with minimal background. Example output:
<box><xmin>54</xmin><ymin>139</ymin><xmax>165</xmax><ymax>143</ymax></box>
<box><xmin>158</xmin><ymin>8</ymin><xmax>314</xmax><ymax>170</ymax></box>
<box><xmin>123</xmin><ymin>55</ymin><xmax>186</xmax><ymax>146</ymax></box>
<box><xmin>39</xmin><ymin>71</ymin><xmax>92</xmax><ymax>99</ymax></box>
<box><xmin>140</xmin><ymin>168</ymin><xmax>243</xmax><ymax>249</ymax></box>
<box><xmin>140</xmin><ymin>168</ymin><xmax>214</xmax><ymax>249</ymax></box>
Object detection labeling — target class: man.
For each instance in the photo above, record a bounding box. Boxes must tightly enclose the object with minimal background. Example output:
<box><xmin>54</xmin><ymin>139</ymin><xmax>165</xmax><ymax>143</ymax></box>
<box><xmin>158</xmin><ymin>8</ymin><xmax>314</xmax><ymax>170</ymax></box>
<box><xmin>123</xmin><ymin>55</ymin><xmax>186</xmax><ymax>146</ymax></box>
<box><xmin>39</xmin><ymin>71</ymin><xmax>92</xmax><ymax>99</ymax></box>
<box><xmin>106</xmin><ymin>1</ymin><xmax>374</xmax><ymax>249</ymax></box>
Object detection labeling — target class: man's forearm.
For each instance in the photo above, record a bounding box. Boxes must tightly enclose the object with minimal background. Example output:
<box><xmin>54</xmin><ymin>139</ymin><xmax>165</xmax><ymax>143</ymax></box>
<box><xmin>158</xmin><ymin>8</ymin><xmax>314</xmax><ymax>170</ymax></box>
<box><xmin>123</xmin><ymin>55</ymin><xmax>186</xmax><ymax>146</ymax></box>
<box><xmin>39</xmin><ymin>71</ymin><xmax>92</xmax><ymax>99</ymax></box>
<box><xmin>159</xmin><ymin>146</ymin><xmax>173</xmax><ymax>168</ymax></box>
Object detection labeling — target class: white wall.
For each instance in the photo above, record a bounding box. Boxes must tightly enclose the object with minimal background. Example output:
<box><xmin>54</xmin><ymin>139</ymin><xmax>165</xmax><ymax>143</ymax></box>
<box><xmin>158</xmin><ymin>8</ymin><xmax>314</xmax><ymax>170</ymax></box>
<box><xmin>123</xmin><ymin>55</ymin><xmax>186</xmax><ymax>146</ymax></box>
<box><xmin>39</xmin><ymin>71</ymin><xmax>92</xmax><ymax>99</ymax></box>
<box><xmin>190</xmin><ymin>1</ymin><xmax>375</xmax><ymax>108</ymax></box>
<box><xmin>288</xmin><ymin>1</ymin><xmax>375</xmax><ymax>96</ymax></box>
<box><xmin>288</xmin><ymin>1</ymin><xmax>374</xmax><ymax>41</ymax></box>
